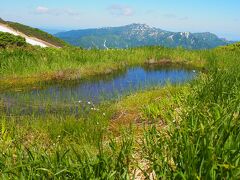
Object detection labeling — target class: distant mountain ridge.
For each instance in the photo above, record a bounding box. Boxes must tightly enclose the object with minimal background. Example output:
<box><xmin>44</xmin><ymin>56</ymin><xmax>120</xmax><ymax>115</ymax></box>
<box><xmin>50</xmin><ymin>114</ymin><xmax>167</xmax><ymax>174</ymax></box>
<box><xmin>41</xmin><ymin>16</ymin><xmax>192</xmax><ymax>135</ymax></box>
<box><xmin>55</xmin><ymin>23</ymin><xmax>233</xmax><ymax>49</ymax></box>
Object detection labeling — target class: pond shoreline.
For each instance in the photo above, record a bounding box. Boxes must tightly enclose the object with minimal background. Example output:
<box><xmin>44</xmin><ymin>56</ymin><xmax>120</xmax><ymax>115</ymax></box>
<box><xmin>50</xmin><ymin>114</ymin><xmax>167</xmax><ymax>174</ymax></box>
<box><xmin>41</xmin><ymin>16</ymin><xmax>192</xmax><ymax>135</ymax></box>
<box><xmin>0</xmin><ymin>60</ymin><xmax>203</xmax><ymax>93</ymax></box>
<box><xmin>0</xmin><ymin>65</ymin><xmax>197</xmax><ymax>117</ymax></box>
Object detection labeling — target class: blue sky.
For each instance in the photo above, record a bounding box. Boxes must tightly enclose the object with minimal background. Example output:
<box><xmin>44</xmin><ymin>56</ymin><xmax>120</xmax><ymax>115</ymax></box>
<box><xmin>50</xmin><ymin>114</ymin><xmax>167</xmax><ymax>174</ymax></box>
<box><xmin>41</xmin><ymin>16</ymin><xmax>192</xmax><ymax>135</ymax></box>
<box><xmin>0</xmin><ymin>0</ymin><xmax>239</xmax><ymax>40</ymax></box>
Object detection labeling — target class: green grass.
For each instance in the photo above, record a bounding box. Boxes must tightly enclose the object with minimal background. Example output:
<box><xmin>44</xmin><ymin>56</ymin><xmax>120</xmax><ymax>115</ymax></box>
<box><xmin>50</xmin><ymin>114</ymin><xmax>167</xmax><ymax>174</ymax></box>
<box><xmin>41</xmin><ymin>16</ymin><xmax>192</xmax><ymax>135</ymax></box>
<box><xmin>0</xmin><ymin>46</ymin><xmax>203</xmax><ymax>76</ymax></box>
<box><xmin>0</xmin><ymin>115</ymin><xmax>134</xmax><ymax>179</ymax></box>
<box><xmin>0</xmin><ymin>44</ymin><xmax>240</xmax><ymax>179</ymax></box>
<box><xmin>141</xmin><ymin>52</ymin><xmax>240</xmax><ymax>179</ymax></box>
<box><xmin>0</xmin><ymin>46</ymin><xmax>205</xmax><ymax>91</ymax></box>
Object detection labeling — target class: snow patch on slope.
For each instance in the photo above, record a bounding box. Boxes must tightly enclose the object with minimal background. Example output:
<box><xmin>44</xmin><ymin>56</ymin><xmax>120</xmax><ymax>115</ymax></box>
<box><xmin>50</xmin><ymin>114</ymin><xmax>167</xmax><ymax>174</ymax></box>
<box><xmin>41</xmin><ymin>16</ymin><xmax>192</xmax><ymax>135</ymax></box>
<box><xmin>103</xmin><ymin>40</ymin><xmax>109</xmax><ymax>50</ymax></box>
<box><xmin>25</xmin><ymin>38</ymin><xmax>48</xmax><ymax>47</ymax></box>
<box><xmin>0</xmin><ymin>25</ymin><xmax>19</xmax><ymax>35</ymax></box>
<box><xmin>167</xmin><ymin>35</ymin><xmax>174</xmax><ymax>41</ymax></box>
<box><xmin>0</xmin><ymin>24</ymin><xmax>48</xmax><ymax>47</ymax></box>
<box><xmin>180</xmin><ymin>32</ymin><xmax>190</xmax><ymax>39</ymax></box>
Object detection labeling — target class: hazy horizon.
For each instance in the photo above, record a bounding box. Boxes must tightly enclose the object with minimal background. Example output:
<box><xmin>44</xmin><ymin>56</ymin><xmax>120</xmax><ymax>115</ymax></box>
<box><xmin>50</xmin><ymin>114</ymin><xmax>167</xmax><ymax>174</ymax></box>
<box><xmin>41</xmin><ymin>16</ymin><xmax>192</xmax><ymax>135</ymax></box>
<box><xmin>1</xmin><ymin>0</ymin><xmax>239</xmax><ymax>41</ymax></box>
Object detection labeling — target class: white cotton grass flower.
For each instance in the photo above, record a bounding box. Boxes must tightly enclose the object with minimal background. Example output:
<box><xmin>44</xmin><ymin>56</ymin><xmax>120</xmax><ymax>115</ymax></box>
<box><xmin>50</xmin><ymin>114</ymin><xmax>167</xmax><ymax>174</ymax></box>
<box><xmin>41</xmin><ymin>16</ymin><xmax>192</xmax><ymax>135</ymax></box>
<box><xmin>90</xmin><ymin>107</ymin><xmax>99</xmax><ymax>111</ymax></box>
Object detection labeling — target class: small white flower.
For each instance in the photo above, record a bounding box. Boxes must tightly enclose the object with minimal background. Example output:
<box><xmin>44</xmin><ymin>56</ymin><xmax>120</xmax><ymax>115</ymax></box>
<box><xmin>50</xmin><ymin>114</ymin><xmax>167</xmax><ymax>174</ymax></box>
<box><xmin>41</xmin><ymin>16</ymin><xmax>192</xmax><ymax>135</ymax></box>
<box><xmin>78</xmin><ymin>100</ymin><xmax>82</xmax><ymax>103</ymax></box>
<box><xmin>193</xmin><ymin>70</ymin><xmax>196</xmax><ymax>73</ymax></box>
<box><xmin>103</xmin><ymin>113</ymin><xmax>106</xmax><ymax>116</ymax></box>
<box><xmin>88</xmin><ymin>101</ymin><xmax>91</xmax><ymax>105</ymax></box>
<box><xmin>97</xmin><ymin>122</ymin><xmax>99</xmax><ymax>125</ymax></box>
<box><xmin>91</xmin><ymin>107</ymin><xmax>94</xmax><ymax>110</ymax></box>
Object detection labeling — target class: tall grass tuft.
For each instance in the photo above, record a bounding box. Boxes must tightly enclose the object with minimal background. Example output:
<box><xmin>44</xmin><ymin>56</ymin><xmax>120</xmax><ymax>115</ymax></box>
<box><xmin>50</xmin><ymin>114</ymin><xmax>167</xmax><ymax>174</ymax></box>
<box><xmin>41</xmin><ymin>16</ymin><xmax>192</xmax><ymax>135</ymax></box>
<box><xmin>142</xmin><ymin>56</ymin><xmax>240</xmax><ymax>179</ymax></box>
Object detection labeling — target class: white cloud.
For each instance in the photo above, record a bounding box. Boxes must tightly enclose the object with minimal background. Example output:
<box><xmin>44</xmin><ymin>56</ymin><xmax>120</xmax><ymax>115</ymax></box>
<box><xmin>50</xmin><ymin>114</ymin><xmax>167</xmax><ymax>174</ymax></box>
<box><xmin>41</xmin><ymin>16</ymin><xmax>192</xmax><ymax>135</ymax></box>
<box><xmin>36</xmin><ymin>6</ymin><xmax>49</xmax><ymax>14</ymax></box>
<box><xmin>108</xmin><ymin>5</ymin><xmax>134</xmax><ymax>17</ymax></box>
<box><xmin>35</xmin><ymin>6</ymin><xmax>80</xmax><ymax>16</ymax></box>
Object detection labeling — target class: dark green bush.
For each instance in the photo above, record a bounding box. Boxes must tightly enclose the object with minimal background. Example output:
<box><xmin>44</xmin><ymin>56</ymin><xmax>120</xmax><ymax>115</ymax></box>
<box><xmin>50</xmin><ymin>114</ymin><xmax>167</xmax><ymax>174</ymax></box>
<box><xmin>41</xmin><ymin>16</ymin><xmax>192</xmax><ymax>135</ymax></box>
<box><xmin>0</xmin><ymin>32</ymin><xmax>27</xmax><ymax>48</ymax></box>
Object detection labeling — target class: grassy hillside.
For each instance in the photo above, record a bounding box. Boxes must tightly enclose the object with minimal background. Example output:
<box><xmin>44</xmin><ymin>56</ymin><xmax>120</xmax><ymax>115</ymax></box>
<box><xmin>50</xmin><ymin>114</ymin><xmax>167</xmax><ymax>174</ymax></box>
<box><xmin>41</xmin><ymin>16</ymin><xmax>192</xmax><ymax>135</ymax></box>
<box><xmin>218</xmin><ymin>42</ymin><xmax>240</xmax><ymax>51</ymax></box>
<box><xmin>0</xmin><ymin>44</ymin><xmax>240</xmax><ymax>178</ymax></box>
<box><xmin>0</xmin><ymin>18</ymin><xmax>68</xmax><ymax>47</ymax></box>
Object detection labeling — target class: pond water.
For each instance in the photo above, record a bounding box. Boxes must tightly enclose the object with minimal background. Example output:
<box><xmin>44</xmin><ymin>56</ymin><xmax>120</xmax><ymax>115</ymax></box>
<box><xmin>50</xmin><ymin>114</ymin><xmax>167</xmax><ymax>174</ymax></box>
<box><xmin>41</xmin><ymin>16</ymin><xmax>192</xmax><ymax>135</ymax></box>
<box><xmin>0</xmin><ymin>65</ymin><xmax>197</xmax><ymax>116</ymax></box>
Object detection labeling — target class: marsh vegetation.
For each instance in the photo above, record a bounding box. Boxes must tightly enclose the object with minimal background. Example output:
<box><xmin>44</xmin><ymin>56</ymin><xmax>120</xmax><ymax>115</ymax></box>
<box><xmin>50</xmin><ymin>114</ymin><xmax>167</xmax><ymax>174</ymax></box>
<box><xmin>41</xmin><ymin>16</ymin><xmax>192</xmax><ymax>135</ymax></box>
<box><xmin>0</xmin><ymin>43</ymin><xmax>240</xmax><ymax>179</ymax></box>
